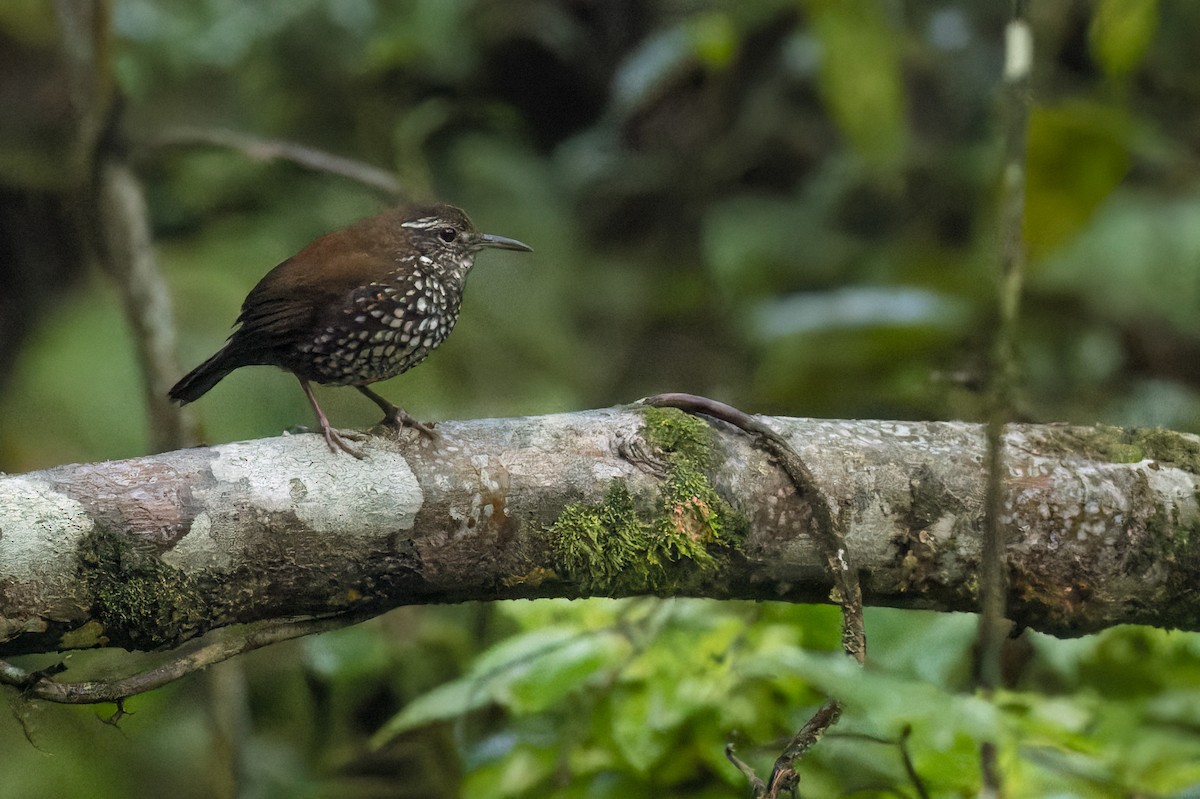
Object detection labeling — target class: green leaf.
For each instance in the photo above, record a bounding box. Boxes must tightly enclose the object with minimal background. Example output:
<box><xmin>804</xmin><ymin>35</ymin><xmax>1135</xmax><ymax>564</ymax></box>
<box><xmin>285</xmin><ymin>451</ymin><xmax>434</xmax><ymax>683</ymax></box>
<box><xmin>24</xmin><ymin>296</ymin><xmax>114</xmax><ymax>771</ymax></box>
<box><xmin>609</xmin><ymin>684</ymin><xmax>676</xmax><ymax>774</ymax></box>
<box><xmin>807</xmin><ymin>0</ymin><xmax>907</xmax><ymax>172</ymax></box>
<box><xmin>471</xmin><ymin>626</ymin><xmax>587</xmax><ymax>676</ymax></box>
<box><xmin>463</xmin><ymin>742</ymin><xmax>560</xmax><ymax>798</ymax></box>
<box><xmin>1025</xmin><ymin>101</ymin><xmax>1133</xmax><ymax>258</ymax></box>
<box><xmin>743</xmin><ymin>648</ymin><xmax>1000</xmax><ymax>750</ymax></box>
<box><xmin>372</xmin><ymin>627</ymin><xmax>627</xmax><ymax>748</ymax></box>
<box><xmin>370</xmin><ymin>676</ymin><xmax>491</xmax><ymax>748</ymax></box>
<box><xmin>504</xmin><ymin>633</ymin><xmax>630</xmax><ymax>714</ymax></box>
<box><xmin>1090</xmin><ymin>0</ymin><xmax>1159</xmax><ymax>79</ymax></box>
<box><xmin>1033</xmin><ymin>193</ymin><xmax>1200</xmax><ymax>335</ymax></box>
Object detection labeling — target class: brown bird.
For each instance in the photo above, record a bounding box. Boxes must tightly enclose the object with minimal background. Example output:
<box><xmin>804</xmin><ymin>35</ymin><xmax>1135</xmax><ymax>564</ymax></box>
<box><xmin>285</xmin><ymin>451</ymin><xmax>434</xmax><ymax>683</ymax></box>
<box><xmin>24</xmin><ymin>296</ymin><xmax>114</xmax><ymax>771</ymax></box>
<box><xmin>169</xmin><ymin>203</ymin><xmax>531</xmax><ymax>456</ymax></box>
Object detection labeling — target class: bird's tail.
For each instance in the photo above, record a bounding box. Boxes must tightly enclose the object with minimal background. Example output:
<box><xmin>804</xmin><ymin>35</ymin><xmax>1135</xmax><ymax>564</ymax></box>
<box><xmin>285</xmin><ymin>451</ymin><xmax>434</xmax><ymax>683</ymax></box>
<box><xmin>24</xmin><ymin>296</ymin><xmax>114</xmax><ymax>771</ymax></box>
<box><xmin>169</xmin><ymin>345</ymin><xmax>238</xmax><ymax>404</ymax></box>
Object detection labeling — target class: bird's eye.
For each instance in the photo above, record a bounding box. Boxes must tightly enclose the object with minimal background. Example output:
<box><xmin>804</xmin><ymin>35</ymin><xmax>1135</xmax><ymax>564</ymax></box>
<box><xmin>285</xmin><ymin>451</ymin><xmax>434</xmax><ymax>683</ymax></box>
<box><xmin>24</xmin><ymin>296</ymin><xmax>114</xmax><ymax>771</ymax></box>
<box><xmin>437</xmin><ymin>227</ymin><xmax>458</xmax><ymax>243</ymax></box>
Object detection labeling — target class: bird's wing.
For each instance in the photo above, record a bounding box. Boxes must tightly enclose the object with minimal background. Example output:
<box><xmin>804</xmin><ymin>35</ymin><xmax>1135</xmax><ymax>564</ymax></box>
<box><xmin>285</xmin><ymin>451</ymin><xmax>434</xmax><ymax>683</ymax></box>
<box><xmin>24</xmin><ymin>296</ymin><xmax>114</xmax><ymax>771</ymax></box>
<box><xmin>232</xmin><ymin>246</ymin><xmax>397</xmax><ymax>344</ymax></box>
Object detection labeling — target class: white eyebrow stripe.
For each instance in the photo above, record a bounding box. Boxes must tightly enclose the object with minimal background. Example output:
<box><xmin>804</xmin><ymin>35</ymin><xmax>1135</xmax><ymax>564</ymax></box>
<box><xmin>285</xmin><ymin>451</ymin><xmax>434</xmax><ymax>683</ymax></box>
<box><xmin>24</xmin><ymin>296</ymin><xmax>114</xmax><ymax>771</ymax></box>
<box><xmin>400</xmin><ymin>217</ymin><xmax>443</xmax><ymax>229</ymax></box>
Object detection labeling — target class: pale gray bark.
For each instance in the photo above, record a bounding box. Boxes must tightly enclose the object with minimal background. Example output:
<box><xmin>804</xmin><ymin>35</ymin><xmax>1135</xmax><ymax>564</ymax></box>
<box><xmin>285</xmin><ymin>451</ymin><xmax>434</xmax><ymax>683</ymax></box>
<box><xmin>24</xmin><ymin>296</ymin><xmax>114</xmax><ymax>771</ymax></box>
<box><xmin>2</xmin><ymin>408</ymin><xmax>1199</xmax><ymax>658</ymax></box>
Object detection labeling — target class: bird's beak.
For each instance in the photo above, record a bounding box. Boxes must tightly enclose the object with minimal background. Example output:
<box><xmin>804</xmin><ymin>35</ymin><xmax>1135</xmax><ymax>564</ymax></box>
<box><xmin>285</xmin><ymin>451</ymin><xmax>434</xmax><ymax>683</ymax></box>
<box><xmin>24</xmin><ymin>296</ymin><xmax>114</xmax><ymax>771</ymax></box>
<box><xmin>478</xmin><ymin>233</ymin><xmax>533</xmax><ymax>252</ymax></box>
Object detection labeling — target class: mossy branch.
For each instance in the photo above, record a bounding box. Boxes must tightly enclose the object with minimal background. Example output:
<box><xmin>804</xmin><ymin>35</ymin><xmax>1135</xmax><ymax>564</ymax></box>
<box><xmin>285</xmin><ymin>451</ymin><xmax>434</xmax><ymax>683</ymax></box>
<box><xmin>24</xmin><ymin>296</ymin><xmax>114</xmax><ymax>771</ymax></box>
<box><xmin>3</xmin><ymin>407</ymin><xmax>1200</xmax><ymax>701</ymax></box>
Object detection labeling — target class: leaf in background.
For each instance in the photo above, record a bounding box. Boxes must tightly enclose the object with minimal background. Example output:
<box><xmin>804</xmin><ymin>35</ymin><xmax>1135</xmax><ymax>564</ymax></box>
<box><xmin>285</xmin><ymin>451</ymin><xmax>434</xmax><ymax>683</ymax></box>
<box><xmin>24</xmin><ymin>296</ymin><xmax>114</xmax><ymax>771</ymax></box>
<box><xmin>463</xmin><ymin>740</ymin><xmax>560</xmax><ymax>799</ymax></box>
<box><xmin>742</xmin><ymin>647</ymin><xmax>999</xmax><ymax>751</ymax></box>
<box><xmin>609</xmin><ymin>684</ymin><xmax>675</xmax><ymax>774</ymax></box>
<box><xmin>751</xmin><ymin>286</ymin><xmax>968</xmax><ymax>340</ymax></box>
<box><xmin>1024</xmin><ymin>101</ymin><xmax>1133</xmax><ymax>258</ymax></box>
<box><xmin>370</xmin><ymin>676</ymin><xmax>492</xmax><ymax>747</ymax></box>
<box><xmin>1033</xmin><ymin>192</ymin><xmax>1200</xmax><ymax>334</ymax></box>
<box><xmin>702</xmin><ymin>192</ymin><xmax>858</xmax><ymax>297</ymax></box>
<box><xmin>372</xmin><ymin>627</ymin><xmax>626</xmax><ymax>747</ymax></box>
<box><xmin>503</xmin><ymin>633</ymin><xmax>630</xmax><ymax>714</ymax></box>
<box><xmin>1089</xmin><ymin>0</ymin><xmax>1159</xmax><ymax>79</ymax></box>
<box><xmin>807</xmin><ymin>0</ymin><xmax>907</xmax><ymax>172</ymax></box>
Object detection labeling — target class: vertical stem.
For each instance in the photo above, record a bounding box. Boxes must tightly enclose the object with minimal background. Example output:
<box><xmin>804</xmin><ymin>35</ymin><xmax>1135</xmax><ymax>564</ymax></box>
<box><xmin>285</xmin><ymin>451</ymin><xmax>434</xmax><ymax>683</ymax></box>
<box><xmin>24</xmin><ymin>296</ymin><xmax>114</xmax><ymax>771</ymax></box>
<box><xmin>95</xmin><ymin>158</ymin><xmax>199</xmax><ymax>451</ymax></box>
<box><xmin>978</xmin><ymin>2</ymin><xmax>1032</xmax><ymax>795</ymax></box>
<box><xmin>53</xmin><ymin>0</ymin><xmax>198</xmax><ymax>452</ymax></box>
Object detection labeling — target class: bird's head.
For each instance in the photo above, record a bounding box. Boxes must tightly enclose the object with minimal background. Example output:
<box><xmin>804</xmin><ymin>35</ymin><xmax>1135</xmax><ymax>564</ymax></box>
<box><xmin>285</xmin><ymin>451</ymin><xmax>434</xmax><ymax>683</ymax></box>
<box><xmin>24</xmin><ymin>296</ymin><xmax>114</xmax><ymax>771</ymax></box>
<box><xmin>399</xmin><ymin>204</ymin><xmax>531</xmax><ymax>279</ymax></box>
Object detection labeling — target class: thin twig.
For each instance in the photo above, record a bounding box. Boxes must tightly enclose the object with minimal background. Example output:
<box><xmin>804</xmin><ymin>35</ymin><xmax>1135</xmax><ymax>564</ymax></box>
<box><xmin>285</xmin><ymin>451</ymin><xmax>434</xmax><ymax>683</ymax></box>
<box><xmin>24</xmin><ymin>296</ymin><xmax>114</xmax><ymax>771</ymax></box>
<box><xmin>898</xmin><ymin>725</ymin><xmax>931</xmax><ymax>799</ymax></box>
<box><xmin>766</xmin><ymin>699</ymin><xmax>843</xmax><ymax>795</ymax></box>
<box><xmin>977</xmin><ymin>2</ymin><xmax>1032</xmax><ymax>794</ymax></box>
<box><xmin>725</xmin><ymin>744</ymin><xmax>768</xmax><ymax>794</ymax></box>
<box><xmin>641</xmin><ymin>393</ymin><xmax>864</xmax><ymax>666</ymax></box>
<box><xmin>148</xmin><ymin>126</ymin><xmax>407</xmax><ymax>200</ymax></box>
<box><xmin>0</xmin><ymin>613</ymin><xmax>367</xmax><ymax>704</ymax></box>
<box><xmin>640</xmin><ymin>393</ymin><xmax>865</xmax><ymax>797</ymax></box>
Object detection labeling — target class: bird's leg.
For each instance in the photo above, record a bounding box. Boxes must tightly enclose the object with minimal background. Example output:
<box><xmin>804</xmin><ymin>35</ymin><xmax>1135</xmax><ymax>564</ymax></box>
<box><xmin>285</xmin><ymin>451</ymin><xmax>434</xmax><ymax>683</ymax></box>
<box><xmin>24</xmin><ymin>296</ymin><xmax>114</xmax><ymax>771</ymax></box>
<box><xmin>298</xmin><ymin>377</ymin><xmax>366</xmax><ymax>458</ymax></box>
<box><xmin>356</xmin><ymin>385</ymin><xmax>437</xmax><ymax>437</ymax></box>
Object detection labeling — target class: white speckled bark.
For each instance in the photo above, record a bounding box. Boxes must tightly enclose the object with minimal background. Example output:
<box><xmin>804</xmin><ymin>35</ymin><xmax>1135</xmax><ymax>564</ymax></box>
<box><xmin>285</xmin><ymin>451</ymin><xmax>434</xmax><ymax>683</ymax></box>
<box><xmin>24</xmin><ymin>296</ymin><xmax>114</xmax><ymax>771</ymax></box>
<box><xmin>1</xmin><ymin>409</ymin><xmax>1198</xmax><ymax>655</ymax></box>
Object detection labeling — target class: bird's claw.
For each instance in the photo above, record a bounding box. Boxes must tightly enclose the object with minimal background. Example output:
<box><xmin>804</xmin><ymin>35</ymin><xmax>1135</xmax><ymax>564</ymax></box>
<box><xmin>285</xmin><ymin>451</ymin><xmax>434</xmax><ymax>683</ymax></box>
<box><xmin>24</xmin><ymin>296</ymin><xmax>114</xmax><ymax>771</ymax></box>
<box><xmin>381</xmin><ymin>408</ymin><xmax>439</xmax><ymax>439</ymax></box>
<box><xmin>291</xmin><ymin>424</ymin><xmax>369</xmax><ymax>458</ymax></box>
<box><xmin>325</xmin><ymin>427</ymin><xmax>368</xmax><ymax>459</ymax></box>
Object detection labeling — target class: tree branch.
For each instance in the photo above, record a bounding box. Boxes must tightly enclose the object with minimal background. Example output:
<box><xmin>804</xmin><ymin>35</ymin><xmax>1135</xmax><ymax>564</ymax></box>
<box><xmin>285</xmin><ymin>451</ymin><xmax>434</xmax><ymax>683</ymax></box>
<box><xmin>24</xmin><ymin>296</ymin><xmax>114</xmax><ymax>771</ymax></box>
<box><xmin>2</xmin><ymin>408</ymin><xmax>1199</xmax><ymax>674</ymax></box>
<box><xmin>0</xmin><ymin>612</ymin><xmax>364</xmax><ymax>703</ymax></box>
<box><xmin>146</xmin><ymin>126</ymin><xmax>407</xmax><ymax>200</ymax></box>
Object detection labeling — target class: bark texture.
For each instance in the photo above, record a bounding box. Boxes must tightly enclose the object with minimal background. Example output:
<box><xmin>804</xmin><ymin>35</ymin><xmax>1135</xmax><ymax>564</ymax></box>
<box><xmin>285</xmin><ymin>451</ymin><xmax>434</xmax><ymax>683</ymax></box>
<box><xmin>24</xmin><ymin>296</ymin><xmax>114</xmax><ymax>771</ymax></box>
<box><xmin>3</xmin><ymin>407</ymin><xmax>1200</xmax><ymax>656</ymax></box>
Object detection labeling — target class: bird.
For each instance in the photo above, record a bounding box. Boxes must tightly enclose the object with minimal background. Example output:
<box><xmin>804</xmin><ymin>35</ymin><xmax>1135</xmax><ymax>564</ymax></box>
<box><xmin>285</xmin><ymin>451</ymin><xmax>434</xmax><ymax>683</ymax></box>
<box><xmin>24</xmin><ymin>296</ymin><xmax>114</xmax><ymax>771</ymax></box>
<box><xmin>169</xmin><ymin>203</ymin><xmax>532</xmax><ymax>456</ymax></box>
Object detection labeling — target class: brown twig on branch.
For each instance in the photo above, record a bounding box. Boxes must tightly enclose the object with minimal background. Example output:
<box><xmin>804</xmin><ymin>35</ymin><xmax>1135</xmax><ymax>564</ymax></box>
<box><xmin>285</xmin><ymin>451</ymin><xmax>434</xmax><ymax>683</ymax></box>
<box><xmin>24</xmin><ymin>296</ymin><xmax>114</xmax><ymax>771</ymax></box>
<box><xmin>0</xmin><ymin>613</ymin><xmax>365</xmax><ymax>705</ymax></box>
<box><xmin>641</xmin><ymin>393</ymin><xmax>865</xmax><ymax>797</ymax></box>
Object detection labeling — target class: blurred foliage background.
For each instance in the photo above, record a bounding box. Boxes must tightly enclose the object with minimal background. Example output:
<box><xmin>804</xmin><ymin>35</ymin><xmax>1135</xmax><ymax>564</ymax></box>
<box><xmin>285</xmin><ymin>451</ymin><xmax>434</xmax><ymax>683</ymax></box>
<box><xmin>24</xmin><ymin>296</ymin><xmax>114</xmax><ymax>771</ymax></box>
<box><xmin>4</xmin><ymin>1</ymin><xmax>1200</xmax><ymax>796</ymax></box>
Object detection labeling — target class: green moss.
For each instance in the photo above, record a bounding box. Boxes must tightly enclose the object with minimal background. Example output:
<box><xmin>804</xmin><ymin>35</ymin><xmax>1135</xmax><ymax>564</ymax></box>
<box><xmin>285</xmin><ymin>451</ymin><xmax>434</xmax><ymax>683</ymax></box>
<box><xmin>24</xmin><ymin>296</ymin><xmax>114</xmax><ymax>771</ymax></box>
<box><xmin>546</xmin><ymin>407</ymin><xmax>747</xmax><ymax>595</ymax></box>
<box><xmin>79</xmin><ymin>527</ymin><xmax>211</xmax><ymax>650</ymax></box>
<box><xmin>1061</xmin><ymin>425</ymin><xmax>1200</xmax><ymax>472</ymax></box>
<box><xmin>642</xmin><ymin>405</ymin><xmax>712</xmax><ymax>468</ymax></box>
<box><xmin>551</xmin><ymin>481</ymin><xmax>662</xmax><ymax>594</ymax></box>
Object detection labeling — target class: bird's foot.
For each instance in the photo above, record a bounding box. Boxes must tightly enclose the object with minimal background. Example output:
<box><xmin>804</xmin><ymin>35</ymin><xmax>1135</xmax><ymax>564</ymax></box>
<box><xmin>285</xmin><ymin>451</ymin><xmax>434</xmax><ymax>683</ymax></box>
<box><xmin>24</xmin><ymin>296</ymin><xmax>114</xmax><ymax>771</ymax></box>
<box><xmin>380</xmin><ymin>406</ymin><xmax>439</xmax><ymax>439</ymax></box>
<box><xmin>326</xmin><ymin>426</ymin><xmax>370</xmax><ymax>458</ymax></box>
<box><xmin>296</xmin><ymin>377</ymin><xmax>369</xmax><ymax>458</ymax></box>
<box><xmin>293</xmin><ymin>424</ymin><xmax>367</xmax><ymax>458</ymax></box>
